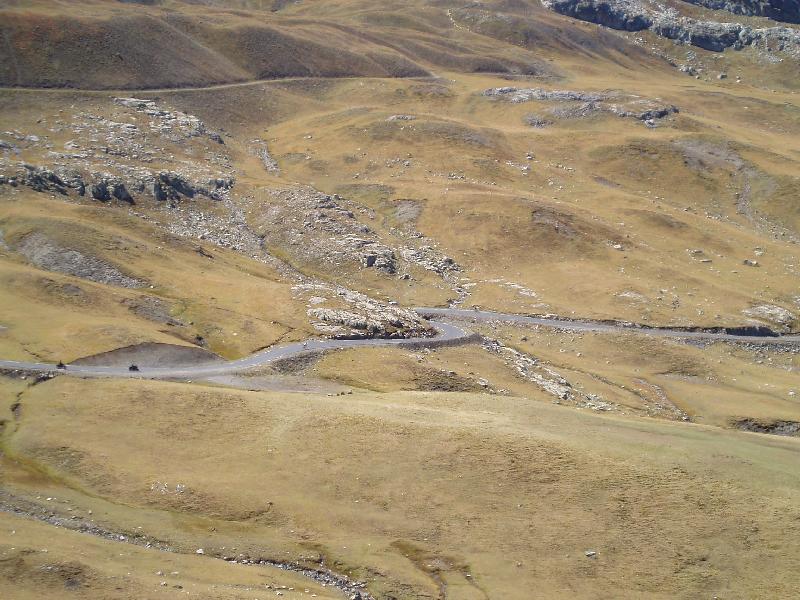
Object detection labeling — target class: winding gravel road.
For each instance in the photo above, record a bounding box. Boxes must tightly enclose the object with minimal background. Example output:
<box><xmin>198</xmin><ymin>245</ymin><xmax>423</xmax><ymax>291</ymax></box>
<box><xmin>0</xmin><ymin>321</ymin><xmax>469</xmax><ymax>379</ymax></box>
<box><xmin>1</xmin><ymin>309</ymin><xmax>797</xmax><ymax>379</ymax></box>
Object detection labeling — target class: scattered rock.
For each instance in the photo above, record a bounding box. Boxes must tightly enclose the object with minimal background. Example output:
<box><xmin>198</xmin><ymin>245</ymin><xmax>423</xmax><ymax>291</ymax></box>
<box><xmin>742</xmin><ymin>304</ymin><xmax>795</xmax><ymax>331</ymax></box>
<box><xmin>299</xmin><ymin>282</ymin><xmax>432</xmax><ymax>339</ymax></box>
<box><xmin>484</xmin><ymin>87</ymin><xmax>678</xmax><ymax>123</ymax></box>
<box><xmin>734</xmin><ymin>418</ymin><xmax>800</xmax><ymax>436</ymax></box>
<box><xmin>250</xmin><ymin>140</ymin><xmax>280</xmax><ymax>174</ymax></box>
<box><xmin>113</xmin><ymin>97</ymin><xmax>224</xmax><ymax>144</ymax></box>
<box><xmin>523</xmin><ymin>114</ymin><xmax>552</xmax><ymax>128</ymax></box>
<box><xmin>260</xmin><ymin>187</ymin><xmax>459</xmax><ymax>278</ymax></box>
<box><xmin>14</xmin><ymin>233</ymin><xmax>144</xmax><ymax>288</ymax></box>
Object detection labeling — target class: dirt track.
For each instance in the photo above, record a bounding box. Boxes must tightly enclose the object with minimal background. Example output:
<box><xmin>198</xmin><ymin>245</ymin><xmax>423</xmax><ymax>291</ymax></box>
<box><xmin>1</xmin><ymin>309</ymin><xmax>797</xmax><ymax>380</ymax></box>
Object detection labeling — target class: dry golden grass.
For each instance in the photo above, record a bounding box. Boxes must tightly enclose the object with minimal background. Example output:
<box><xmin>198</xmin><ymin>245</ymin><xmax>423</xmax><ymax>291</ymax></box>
<box><xmin>253</xmin><ymin>71</ymin><xmax>800</xmax><ymax>327</ymax></box>
<box><xmin>0</xmin><ymin>512</ymin><xmax>342</xmax><ymax>600</ymax></box>
<box><xmin>2</xmin><ymin>375</ymin><xmax>800</xmax><ymax>598</ymax></box>
<box><xmin>313</xmin><ymin>327</ymin><xmax>800</xmax><ymax>428</ymax></box>
<box><xmin>0</xmin><ymin>195</ymin><xmax>310</xmax><ymax>361</ymax></box>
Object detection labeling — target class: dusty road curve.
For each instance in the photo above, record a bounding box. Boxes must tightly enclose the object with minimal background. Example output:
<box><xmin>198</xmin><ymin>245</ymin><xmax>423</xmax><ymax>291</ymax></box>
<box><xmin>0</xmin><ymin>310</ymin><xmax>797</xmax><ymax>379</ymax></box>
<box><xmin>0</xmin><ymin>321</ymin><xmax>469</xmax><ymax>379</ymax></box>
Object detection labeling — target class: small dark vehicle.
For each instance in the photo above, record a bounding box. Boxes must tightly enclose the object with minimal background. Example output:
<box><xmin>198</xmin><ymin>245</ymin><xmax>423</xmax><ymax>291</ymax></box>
<box><xmin>56</xmin><ymin>361</ymin><xmax>66</xmax><ymax>370</ymax></box>
<box><xmin>128</xmin><ymin>364</ymin><xmax>140</xmax><ymax>372</ymax></box>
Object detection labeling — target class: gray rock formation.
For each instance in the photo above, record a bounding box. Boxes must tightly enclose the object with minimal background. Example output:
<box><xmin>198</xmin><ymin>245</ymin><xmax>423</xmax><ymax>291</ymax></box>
<box><xmin>14</xmin><ymin>233</ymin><xmax>144</xmax><ymax>288</ymax></box>
<box><xmin>742</xmin><ymin>304</ymin><xmax>796</xmax><ymax>331</ymax></box>
<box><xmin>681</xmin><ymin>0</ymin><xmax>800</xmax><ymax>24</ymax></box>
<box><xmin>0</xmin><ymin>94</ymin><xmax>236</xmax><ymax>207</ymax></box>
<box><xmin>2</xmin><ymin>161</ymin><xmax>233</xmax><ymax>207</ymax></box>
<box><xmin>484</xmin><ymin>87</ymin><xmax>608</xmax><ymax>103</ymax></box>
<box><xmin>299</xmin><ymin>283</ymin><xmax>433</xmax><ymax>339</ymax></box>
<box><xmin>484</xmin><ymin>87</ymin><xmax>678</xmax><ymax>122</ymax></box>
<box><xmin>113</xmin><ymin>97</ymin><xmax>225</xmax><ymax>144</ymax></box>
<box><xmin>19</xmin><ymin>164</ymin><xmax>86</xmax><ymax>196</ymax></box>
<box><xmin>542</xmin><ymin>0</ymin><xmax>800</xmax><ymax>55</ymax></box>
<box><xmin>261</xmin><ymin>187</ymin><xmax>459</xmax><ymax>278</ymax></box>
<box><xmin>91</xmin><ymin>180</ymin><xmax>111</xmax><ymax>201</ymax></box>
<box><xmin>523</xmin><ymin>114</ymin><xmax>553</xmax><ymax>128</ymax></box>
<box><xmin>542</xmin><ymin>0</ymin><xmax>654</xmax><ymax>31</ymax></box>
<box><xmin>249</xmin><ymin>140</ymin><xmax>280</xmax><ymax>174</ymax></box>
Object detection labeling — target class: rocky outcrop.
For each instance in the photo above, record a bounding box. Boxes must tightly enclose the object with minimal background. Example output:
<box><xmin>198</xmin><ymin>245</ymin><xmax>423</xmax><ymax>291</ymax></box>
<box><xmin>308</xmin><ymin>308</ymin><xmax>395</xmax><ymax>337</ymax></box>
<box><xmin>151</xmin><ymin>172</ymin><xmax>233</xmax><ymax>203</ymax></box>
<box><xmin>0</xmin><ymin>96</ymin><xmax>236</xmax><ymax>206</ymax></box>
<box><xmin>249</xmin><ymin>140</ymin><xmax>280</xmax><ymax>174</ymax></box>
<box><xmin>3</xmin><ymin>162</ymin><xmax>234</xmax><ymax>207</ymax></box>
<box><xmin>20</xmin><ymin>164</ymin><xmax>70</xmax><ymax>195</ymax></box>
<box><xmin>296</xmin><ymin>283</ymin><xmax>433</xmax><ymax>339</ymax></box>
<box><xmin>542</xmin><ymin>0</ymin><xmax>800</xmax><ymax>55</ymax></box>
<box><xmin>681</xmin><ymin>0</ymin><xmax>800</xmax><ymax>24</ymax></box>
<box><xmin>653</xmin><ymin>16</ymin><xmax>749</xmax><ymax>52</ymax></box>
<box><xmin>484</xmin><ymin>87</ymin><xmax>679</xmax><ymax>123</ymax></box>
<box><xmin>606</xmin><ymin>102</ymin><xmax>679</xmax><ymax>121</ymax></box>
<box><xmin>734</xmin><ymin>418</ymin><xmax>800</xmax><ymax>436</ymax></box>
<box><xmin>90</xmin><ymin>180</ymin><xmax>111</xmax><ymax>201</ymax></box>
<box><xmin>113</xmin><ymin>97</ymin><xmax>225</xmax><ymax>144</ymax></box>
<box><xmin>12</xmin><ymin>164</ymin><xmax>87</xmax><ymax>196</ymax></box>
<box><xmin>0</xmin><ymin>165</ymin><xmax>76</xmax><ymax>196</ymax></box>
<box><xmin>742</xmin><ymin>304</ymin><xmax>796</xmax><ymax>332</ymax></box>
<box><xmin>524</xmin><ymin>114</ymin><xmax>553</xmax><ymax>128</ymax></box>
<box><xmin>399</xmin><ymin>246</ymin><xmax>459</xmax><ymax>275</ymax></box>
<box><xmin>349</xmin><ymin>237</ymin><xmax>397</xmax><ymax>273</ymax></box>
<box><xmin>88</xmin><ymin>179</ymin><xmax>133</xmax><ymax>204</ymax></box>
<box><xmin>484</xmin><ymin>88</ymin><xmax>609</xmax><ymax>103</ymax></box>
<box><xmin>259</xmin><ymin>187</ymin><xmax>459</xmax><ymax>279</ymax></box>
<box><xmin>542</xmin><ymin>0</ymin><xmax>653</xmax><ymax>30</ymax></box>
<box><xmin>481</xmin><ymin>338</ymin><xmax>617</xmax><ymax>411</ymax></box>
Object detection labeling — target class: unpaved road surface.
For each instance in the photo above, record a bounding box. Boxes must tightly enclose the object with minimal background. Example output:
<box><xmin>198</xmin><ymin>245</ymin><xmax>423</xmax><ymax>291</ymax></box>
<box><xmin>1</xmin><ymin>310</ymin><xmax>797</xmax><ymax>379</ymax></box>
<box><xmin>0</xmin><ymin>321</ymin><xmax>468</xmax><ymax>378</ymax></box>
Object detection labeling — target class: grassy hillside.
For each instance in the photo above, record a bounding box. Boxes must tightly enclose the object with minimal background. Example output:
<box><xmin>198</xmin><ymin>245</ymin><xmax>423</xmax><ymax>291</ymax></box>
<box><xmin>3</xmin><ymin>376</ymin><xmax>800</xmax><ymax>598</ymax></box>
<box><xmin>0</xmin><ymin>0</ymin><xmax>799</xmax><ymax>598</ymax></box>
